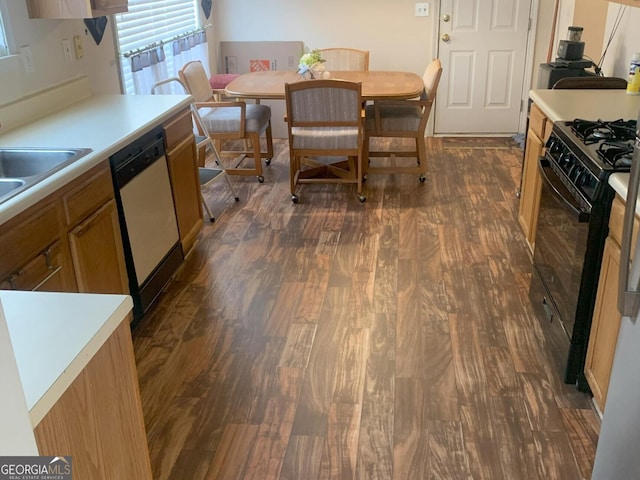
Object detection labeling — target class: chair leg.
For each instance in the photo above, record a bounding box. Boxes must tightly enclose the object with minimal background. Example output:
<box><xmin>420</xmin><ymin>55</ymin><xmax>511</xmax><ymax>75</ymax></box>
<box><xmin>263</xmin><ymin>121</ymin><xmax>274</xmax><ymax>165</ymax></box>
<box><xmin>290</xmin><ymin>153</ymin><xmax>299</xmax><ymax>203</ymax></box>
<box><xmin>249</xmin><ymin>132</ymin><xmax>264</xmax><ymax>182</ymax></box>
<box><xmin>362</xmin><ymin>133</ymin><xmax>370</xmax><ymax>177</ymax></box>
<box><xmin>416</xmin><ymin>135</ymin><xmax>427</xmax><ymax>182</ymax></box>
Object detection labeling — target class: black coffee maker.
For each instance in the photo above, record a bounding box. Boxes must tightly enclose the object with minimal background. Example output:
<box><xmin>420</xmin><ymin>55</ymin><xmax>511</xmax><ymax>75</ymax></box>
<box><xmin>538</xmin><ymin>26</ymin><xmax>594</xmax><ymax>89</ymax></box>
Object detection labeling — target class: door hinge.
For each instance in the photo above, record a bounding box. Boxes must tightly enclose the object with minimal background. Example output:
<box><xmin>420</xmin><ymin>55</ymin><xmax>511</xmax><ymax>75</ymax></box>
<box><xmin>528</xmin><ymin>18</ymin><xmax>532</xmax><ymax>31</ymax></box>
<box><xmin>520</xmin><ymin>99</ymin><xmax>524</xmax><ymax>113</ymax></box>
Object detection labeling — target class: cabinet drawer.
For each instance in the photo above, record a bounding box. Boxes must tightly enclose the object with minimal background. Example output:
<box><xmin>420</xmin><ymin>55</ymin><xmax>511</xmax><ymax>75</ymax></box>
<box><xmin>163</xmin><ymin>109</ymin><xmax>194</xmax><ymax>149</ymax></box>
<box><xmin>63</xmin><ymin>165</ymin><xmax>114</xmax><ymax>227</ymax></box>
<box><xmin>2</xmin><ymin>240</ymin><xmax>65</xmax><ymax>291</ymax></box>
<box><xmin>0</xmin><ymin>201</ymin><xmax>61</xmax><ymax>279</ymax></box>
<box><xmin>609</xmin><ymin>195</ymin><xmax>640</xmax><ymax>251</ymax></box>
<box><xmin>529</xmin><ymin>103</ymin><xmax>547</xmax><ymax>140</ymax></box>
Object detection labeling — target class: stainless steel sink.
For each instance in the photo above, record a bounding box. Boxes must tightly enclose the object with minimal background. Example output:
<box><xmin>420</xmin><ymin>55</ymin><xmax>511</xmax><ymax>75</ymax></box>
<box><xmin>0</xmin><ymin>147</ymin><xmax>92</xmax><ymax>204</ymax></box>
<box><xmin>0</xmin><ymin>178</ymin><xmax>26</xmax><ymax>197</ymax></box>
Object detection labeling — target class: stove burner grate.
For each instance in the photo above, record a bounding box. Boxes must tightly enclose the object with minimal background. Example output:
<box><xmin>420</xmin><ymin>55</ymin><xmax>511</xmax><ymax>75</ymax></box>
<box><xmin>571</xmin><ymin>118</ymin><xmax>637</xmax><ymax>145</ymax></box>
<box><xmin>597</xmin><ymin>140</ymin><xmax>634</xmax><ymax>167</ymax></box>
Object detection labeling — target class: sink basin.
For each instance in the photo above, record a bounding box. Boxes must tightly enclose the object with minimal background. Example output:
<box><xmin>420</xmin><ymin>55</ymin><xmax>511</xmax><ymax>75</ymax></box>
<box><xmin>0</xmin><ymin>147</ymin><xmax>92</xmax><ymax>204</ymax></box>
<box><xmin>0</xmin><ymin>148</ymin><xmax>92</xmax><ymax>178</ymax></box>
<box><xmin>0</xmin><ymin>179</ymin><xmax>26</xmax><ymax>197</ymax></box>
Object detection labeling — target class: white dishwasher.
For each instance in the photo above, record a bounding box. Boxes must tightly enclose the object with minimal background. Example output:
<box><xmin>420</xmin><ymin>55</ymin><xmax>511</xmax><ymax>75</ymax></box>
<box><xmin>110</xmin><ymin>126</ymin><xmax>183</xmax><ymax>326</ymax></box>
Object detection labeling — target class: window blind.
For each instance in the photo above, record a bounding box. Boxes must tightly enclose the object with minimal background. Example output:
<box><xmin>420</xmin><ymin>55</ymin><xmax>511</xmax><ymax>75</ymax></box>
<box><xmin>114</xmin><ymin>0</ymin><xmax>199</xmax><ymax>94</ymax></box>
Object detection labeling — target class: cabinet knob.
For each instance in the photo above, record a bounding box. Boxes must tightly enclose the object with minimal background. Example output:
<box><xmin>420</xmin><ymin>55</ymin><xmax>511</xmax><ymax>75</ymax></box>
<box><xmin>441</xmin><ymin>33</ymin><xmax>451</xmax><ymax>42</ymax></box>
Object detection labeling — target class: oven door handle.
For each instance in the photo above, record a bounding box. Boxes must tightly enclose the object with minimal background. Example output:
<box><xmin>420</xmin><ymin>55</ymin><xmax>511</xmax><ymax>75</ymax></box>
<box><xmin>537</xmin><ymin>158</ymin><xmax>589</xmax><ymax>222</ymax></box>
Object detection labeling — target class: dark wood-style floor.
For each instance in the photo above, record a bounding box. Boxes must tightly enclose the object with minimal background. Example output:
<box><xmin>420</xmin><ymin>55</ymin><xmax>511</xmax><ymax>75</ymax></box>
<box><xmin>132</xmin><ymin>137</ymin><xmax>600</xmax><ymax>479</ymax></box>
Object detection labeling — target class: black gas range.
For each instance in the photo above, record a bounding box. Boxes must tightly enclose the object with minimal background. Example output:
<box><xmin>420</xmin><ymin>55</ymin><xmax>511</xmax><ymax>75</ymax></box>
<box><xmin>529</xmin><ymin>116</ymin><xmax>637</xmax><ymax>391</ymax></box>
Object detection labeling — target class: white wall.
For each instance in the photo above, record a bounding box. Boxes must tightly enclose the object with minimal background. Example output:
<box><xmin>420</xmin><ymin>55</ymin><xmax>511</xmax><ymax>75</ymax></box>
<box><xmin>211</xmin><ymin>0</ymin><xmax>438</xmax><ymax>77</ymax></box>
<box><xmin>0</xmin><ymin>0</ymin><xmax>119</xmax><ymax>107</ymax></box>
<box><xmin>601</xmin><ymin>3</ymin><xmax>640</xmax><ymax>80</ymax></box>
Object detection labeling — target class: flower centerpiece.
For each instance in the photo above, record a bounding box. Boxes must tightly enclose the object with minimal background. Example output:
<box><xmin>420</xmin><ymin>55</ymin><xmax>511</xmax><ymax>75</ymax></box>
<box><xmin>298</xmin><ymin>49</ymin><xmax>326</xmax><ymax>79</ymax></box>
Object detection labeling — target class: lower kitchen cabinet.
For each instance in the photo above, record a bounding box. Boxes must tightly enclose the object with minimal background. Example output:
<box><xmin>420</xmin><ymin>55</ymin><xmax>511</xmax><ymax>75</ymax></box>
<box><xmin>34</xmin><ymin>318</ymin><xmax>153</xmax><ymax>479</ymax></box>
<box><xmin>68</xmin><ymin>200</ymin><xmax>128</xmax><ymax>294</ymax></box>
<box><xmin>518</xmin><ymin>102</ymin><xmax>552</xmax><ymax>252</ymax></box>
<box><xmin>0</xmin><ymin>200</ymin><xmax>76</xmax><ymax>292</ymax></box>
<box><xmin>0</xmin><ymin>161</ymin><xmax>128</xmax><ymax>295</ymax></box>
<box><xmin>163</xmin><ymin>108</ymin><xmax>203</xmax><ymax>255</ymax></box>
<box><xmin>585</xmin><ymin>195</ymin><xmax>639</xmax><ymax>413</ymax></box>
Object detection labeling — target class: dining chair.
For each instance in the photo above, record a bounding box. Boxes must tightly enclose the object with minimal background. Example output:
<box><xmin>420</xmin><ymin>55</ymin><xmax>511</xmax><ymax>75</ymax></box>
<box><xmin>318</xmin><ymin>48</ymin><xmax>370</xmax><ymax>71</ymax></box>
<box><xmin>178</xmin><ymin>60</ymin><xmax>274</xmax><ymax>183</ymax></box>
<box><xmin>151</xmin><ymin>77</ymin><xmax>240</xmax><ymax>222</ymax></box>
<box><xmin>284</xmin><ymin>79</ymin><xmax>366</xmax><ymax>203</ymax></box>
<box><xmin>363</xmin><ymin>58</ymin><xmax>442</xmax><ymax>182</ymax></box>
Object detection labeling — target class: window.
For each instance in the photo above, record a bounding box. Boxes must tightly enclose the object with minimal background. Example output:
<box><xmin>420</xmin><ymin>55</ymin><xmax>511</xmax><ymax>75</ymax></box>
<box><xmin>0</xmin><ymin>3</ymin><xmax>9</xmax><ymax>57</ymax></box>
<box><xmin>114</xmin><ymin>0</ymin><xmax>202</xmax><ymax>94</ymax></box>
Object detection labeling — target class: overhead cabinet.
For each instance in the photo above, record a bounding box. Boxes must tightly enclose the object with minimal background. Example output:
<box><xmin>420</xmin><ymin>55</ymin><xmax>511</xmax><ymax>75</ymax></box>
<box><xmin>26</xmin><ymin>0</ymin><xmax>127</xmax><ymax>19</ymax></box>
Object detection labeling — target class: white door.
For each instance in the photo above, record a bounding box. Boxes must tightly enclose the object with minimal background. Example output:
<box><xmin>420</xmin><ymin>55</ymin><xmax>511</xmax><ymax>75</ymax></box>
<box><xmin>435</xmin><ymin>0</ymin><xmax>531</xmax><ymax>134</ymax></box>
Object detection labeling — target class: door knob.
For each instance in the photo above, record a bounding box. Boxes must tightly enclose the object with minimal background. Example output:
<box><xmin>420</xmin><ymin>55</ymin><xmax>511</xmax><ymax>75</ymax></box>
<box><xmin>441</xmin><ymin>33</ymin><xmax>450</xmax><ymax>42</ymax></box>
<box><xmin>442</xmin><ymin>14</ymin><xmax>451</xmax><ymax>22</ymax></box>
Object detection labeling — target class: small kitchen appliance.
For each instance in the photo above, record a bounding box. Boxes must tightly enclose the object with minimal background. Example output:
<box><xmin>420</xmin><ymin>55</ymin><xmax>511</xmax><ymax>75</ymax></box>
<box><xmin>529</xmin><ymin>115</ymin><xmax>638</xmax><ymax>390</ymax></box>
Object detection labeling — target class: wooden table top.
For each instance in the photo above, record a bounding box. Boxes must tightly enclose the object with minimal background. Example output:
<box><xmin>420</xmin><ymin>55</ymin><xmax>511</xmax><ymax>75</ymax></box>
<box><xmin>224</xmin><ymin>70</ymin><xmax>425</xmax><ymax>101</ymax></box>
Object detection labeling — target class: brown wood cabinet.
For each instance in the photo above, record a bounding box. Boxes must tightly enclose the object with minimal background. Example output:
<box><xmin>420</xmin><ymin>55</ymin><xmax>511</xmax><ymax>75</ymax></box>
<box><xmin>34</xmin><ymin>318</ymin><xmax>153</xmax><ymax>479</ymax></box>
<box><xmin>0</xmin><ymin>161</ymin><xmax>127</xmax><ymax>296</ymax></box>
<box><xmin>518</xmin><ymin>102</ymin><xmax>552</xmax><ymax>252</ymax></box>
<box><xmin>585</xmin><ymin>195</ymin><xmax>640</xmax><ymax>413</ymax></box>
<box><xmin>163</xmin><ymin>108</ymin><xmax>203</xmax><ymax>255</ymax></box>
<box><xmin>63</xmin><ymin>166</ymin><xmax>128</xmax><ymax>294</ymax></box>
<box><xmin>26</xmin><ymin>0</ymin><xmax>127</xmax><ymax>18</ymax></box>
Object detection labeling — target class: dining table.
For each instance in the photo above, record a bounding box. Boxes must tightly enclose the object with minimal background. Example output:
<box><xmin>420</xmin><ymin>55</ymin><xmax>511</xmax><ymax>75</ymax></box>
<box><xmin>224</xmin><ymin>70</ymin><xmax>425</xmax><ymax>101</ymax></box>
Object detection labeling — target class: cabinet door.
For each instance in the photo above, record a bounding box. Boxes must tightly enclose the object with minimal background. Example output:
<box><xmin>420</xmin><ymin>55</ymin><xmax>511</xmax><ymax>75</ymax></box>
<box><xmin>27</xmin><ymin>0</ymin><xmax>127</xmax><ymax>18</ymax></box>
<box><xmin>585</xmin><ymin>236</ymin><xmax>622</xmax><ymax>413</ymax></box>
<box><xmin>68</xmin><ymin>200</ymin><xmax>128</xmax><ymax>294</ymax></box>
<box><xmin>91</xmin><ymin>0</ymin><xmax>127</xmax><ymax>14</ymax></box>
<box><xmin>167</xmin><ymin>135</ymin><xmax>203</xmax><ymax>254</ymax></box>
<box><xmin>518</xmin><ymin>129</ymin><xmax>544</xmax><ymax>251</ymax></box>
<box><xmin>35</xmin><ymin>320</ymin><xmax>152</xmax><ymax>479</ymax></box>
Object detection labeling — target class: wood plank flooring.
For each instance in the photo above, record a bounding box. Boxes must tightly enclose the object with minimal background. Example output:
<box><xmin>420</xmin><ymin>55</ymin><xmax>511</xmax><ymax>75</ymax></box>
<box><xmin>132</xmin><ymin>137</ymin><xmax>600</xmax><ymax>479</ymax></box>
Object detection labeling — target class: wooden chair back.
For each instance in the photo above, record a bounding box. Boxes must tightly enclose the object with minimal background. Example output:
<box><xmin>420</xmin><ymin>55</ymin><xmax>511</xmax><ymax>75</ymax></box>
<box><xmin>318</xmin><ymin>48</ymin><xmax>370</xmax><ymax>71</ymax></box>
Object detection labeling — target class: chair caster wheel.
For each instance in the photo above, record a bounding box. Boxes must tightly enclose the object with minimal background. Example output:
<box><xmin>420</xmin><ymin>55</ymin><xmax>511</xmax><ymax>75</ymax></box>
<box><xmin>359</xmin><ymin>195</ymin><xmax>366</xmax><ymax>203</ymax></box>
<box><xmin>234</xmin><ymin>196</ymin><xmax>240</xmax><ymax>202</ymax></box>
<box><xmin>265</xmin><ymin>158</ymin><xmax>272</xmax><ymax>166</ymax></box>
<box><xmin>419</xmin><ymin>175</ymin><xmax>426</xmax><ymax>183</ymax></box>
<box><xmin>291</xmin><ymin>195</ymin><xmax>299</xmax><ymax>204</ymax></box>
<box><xmin>258</xmin><ymin>176</ymin><xmax>265</xmax><ymax>183</ymax></box>
<box><xmin>209</xmin><ymin>216</ymin><xmax>215</xmax><ymax>222</ymax></box>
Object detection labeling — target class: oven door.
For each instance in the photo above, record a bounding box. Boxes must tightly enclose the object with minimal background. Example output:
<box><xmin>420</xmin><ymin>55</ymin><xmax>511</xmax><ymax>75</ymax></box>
<box><xmin>532</xmin><ymin>158</ymin><xmax>590</xmax><ymax>340</ymax></box>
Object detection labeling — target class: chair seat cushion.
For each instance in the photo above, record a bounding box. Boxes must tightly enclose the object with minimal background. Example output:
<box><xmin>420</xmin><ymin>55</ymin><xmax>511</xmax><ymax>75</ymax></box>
<box><xmin>200</xmin><ymin>104</ymin><xmax>271</xmax><ymax>135</ymax></box>
<box><xmin>209</xmin><ymin>73</ymin><xmax>240</xmax><ymax>89</ymax></box>
<box><xmin>364</xmin><ymin>103</ymin><xmax>423</xmax><ymax>132</ymax></box>
<box><xmin>291</xmin><ymin>127</ymin><xmax>360</xmax><ymax>150</ymax></box>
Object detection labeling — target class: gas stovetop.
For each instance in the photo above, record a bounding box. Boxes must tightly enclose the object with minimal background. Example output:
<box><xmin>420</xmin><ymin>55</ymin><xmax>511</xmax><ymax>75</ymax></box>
<box><xmin>544</xmin><ymin>118</ymin><xmax>637</xmax><ymax>205</ymax></box>
<box><xmin>551</xmin><ymin>119</ymin><xmax>638</xmax><ymax>179</ymax></box>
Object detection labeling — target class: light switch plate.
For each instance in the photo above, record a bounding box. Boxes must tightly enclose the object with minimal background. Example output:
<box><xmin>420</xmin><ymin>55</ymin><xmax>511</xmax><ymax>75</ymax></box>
<box><xmin>73</xmin><ymin>35</ymin><xmax>84</xmax><ymax>60</ymax></box>
<box><xmin>415</xmin><ymin>3</ymin><xmax>429</xmax><ymax>16</ymax></box>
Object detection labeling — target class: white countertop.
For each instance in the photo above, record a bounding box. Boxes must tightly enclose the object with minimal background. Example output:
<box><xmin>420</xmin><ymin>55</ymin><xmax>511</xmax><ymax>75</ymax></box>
<box><xmin>0</xmin><ymin>93</ymin><xmax>192</xmax><ymax>225</ymax></box>
<box><xmin>1</xmin><ymin>290</ymin><xmax>133</xmax><ymax>427</ymax></box>
<box><xmin>529</xmin><ymin>89</ymin><xmax>640</xmax><ymax>123</ymax></box>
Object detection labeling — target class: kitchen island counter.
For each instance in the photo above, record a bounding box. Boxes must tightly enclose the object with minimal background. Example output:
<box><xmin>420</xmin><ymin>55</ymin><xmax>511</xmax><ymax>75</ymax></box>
<box><xmin>1</xmin><ymin>290</ymin><xmax>133</xmax><ymax>426</ymax></box>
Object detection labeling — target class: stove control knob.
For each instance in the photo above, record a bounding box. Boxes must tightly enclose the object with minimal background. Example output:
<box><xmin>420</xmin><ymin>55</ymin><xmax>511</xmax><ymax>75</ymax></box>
<box><xmin>560</xmin><ymin>152</ymin><xmax>573</xmax><ymax>170</ymax></box>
